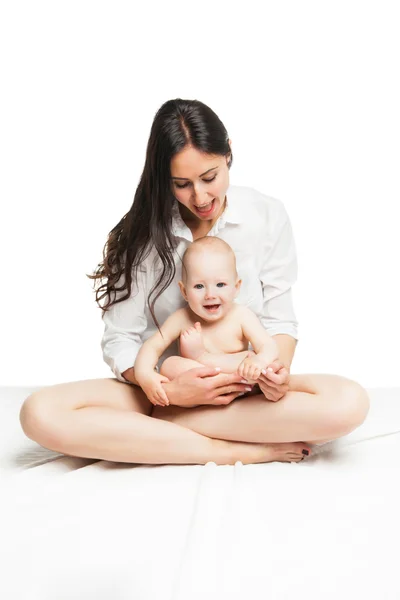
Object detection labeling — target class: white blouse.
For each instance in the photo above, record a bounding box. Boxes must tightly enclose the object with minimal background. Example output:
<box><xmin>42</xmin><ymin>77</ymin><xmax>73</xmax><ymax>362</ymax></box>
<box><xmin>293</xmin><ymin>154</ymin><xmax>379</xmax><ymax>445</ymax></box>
<box><xmin>101</xmin><ymin>184</ymin><xmax>299</xmax><ymax>382</ymax></box>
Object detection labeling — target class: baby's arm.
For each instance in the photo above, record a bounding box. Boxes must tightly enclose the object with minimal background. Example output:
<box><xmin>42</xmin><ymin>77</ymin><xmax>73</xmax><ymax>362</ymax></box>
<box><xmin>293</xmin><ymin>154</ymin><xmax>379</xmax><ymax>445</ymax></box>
<box><xmin>134</xmin><ymin>309</ymin><xmax>187</xmax><ymax>406</ymax></box>
<box><xmin>238</xmin><ymin>307</ymin><xmax>279</xmax><ymax>381</ymax></box>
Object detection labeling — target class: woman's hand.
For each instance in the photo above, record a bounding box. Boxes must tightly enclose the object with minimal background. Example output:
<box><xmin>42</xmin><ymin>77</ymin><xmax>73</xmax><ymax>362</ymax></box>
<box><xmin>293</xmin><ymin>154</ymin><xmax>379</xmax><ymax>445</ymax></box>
<box><xmin>257</xmin><ymin>360</ymin><xmax>290</xmax><ymax>402</ymax></box>
<box><xmin>161</xmin><ymin>366</ymin><xmax>252</xmax><ymax>408</ymax></box>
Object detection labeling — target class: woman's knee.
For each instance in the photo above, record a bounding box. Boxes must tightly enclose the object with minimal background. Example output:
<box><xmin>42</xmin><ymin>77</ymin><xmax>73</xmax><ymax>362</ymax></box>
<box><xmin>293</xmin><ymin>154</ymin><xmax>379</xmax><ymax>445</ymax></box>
<box><xmin>331</xmin><ymin>378</ymin><xmax>370</xmax><ymax>433</ymax></box>
<box><xmin>19</xmin><ymin>390</ymin><xmax>57</xmax><ymax>446</ymax></box>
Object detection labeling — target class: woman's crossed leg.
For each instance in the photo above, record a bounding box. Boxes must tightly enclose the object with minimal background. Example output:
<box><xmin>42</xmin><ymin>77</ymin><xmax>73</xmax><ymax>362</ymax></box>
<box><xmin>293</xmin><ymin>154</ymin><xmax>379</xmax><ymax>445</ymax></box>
<box><xmin>155</xmin><ymin>354</ymin><xmax>370</xmax><ymax>448</ymax></box>
<box><xmin>19</xmin><ymin>369</ymin><xmax>369</xmax><ymax>466</ymax></box>
<box><xmin>19</xmin><ymin>377</ymin><xmax>311</xmax><ymax>466</ymax></box>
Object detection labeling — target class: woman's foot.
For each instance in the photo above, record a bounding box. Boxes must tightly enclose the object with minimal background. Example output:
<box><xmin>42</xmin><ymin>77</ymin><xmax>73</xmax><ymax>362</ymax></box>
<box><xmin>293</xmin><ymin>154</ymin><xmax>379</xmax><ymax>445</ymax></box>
<box><xmin>217</xmin><ymin>439</ymin><xmax>311</xmax><ymax>465</ymax></box>
<box><xmin>180</xmin><ymin>322</ymin><xmax>207</xmax><ymax>361</ymax></box>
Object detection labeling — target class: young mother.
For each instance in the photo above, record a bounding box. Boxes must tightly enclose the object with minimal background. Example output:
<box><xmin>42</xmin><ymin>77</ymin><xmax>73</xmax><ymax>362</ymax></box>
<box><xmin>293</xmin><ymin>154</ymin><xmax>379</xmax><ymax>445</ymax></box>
<box><xmin>19</xmin><ymin>98</ymin><xmax>370</xmax><ymax>466</ymax></box>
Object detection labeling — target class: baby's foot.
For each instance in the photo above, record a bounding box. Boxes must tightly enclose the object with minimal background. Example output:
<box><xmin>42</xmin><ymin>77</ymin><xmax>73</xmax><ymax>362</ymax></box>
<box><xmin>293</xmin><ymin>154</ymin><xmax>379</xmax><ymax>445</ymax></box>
<box><xmin>180</xmin><ymin>322</ymin><xmax>207</xmax><ymax>360</ymax></box>
<box><xmin>179</xmin><ymin>322</ymin><xmax>206</xmax><ymax>360</ymax></box>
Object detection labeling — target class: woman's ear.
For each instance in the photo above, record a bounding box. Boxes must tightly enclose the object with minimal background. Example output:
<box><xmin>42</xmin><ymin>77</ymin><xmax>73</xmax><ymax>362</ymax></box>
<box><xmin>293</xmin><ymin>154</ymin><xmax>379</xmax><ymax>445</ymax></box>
<box><xmin>178</xmin><ymin>281</ymin><xmax>188</xmax><ymax>301</ymax></box>
<box><xmin>226</xmin><ymin>140</ymin><xmax>232</xmax><ymax>165</ymax></box>
<box><xmin>234</xmin><ymin>278</ymin><xmax>242</xmax><ymax>298</ymax></box>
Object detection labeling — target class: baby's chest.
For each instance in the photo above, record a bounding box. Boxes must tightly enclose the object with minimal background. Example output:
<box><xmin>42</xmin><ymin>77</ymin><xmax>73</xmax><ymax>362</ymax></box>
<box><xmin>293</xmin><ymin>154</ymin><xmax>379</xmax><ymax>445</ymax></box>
<box><xmin>203</xmin><ymin>324</ymin><xmax>248</xmax><ymax>354</ymax></box>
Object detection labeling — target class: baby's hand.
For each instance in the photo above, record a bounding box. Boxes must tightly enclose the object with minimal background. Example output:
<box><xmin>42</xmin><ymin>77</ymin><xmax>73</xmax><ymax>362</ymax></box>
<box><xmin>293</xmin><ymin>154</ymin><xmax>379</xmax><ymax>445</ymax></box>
<box><xmin>237</xmin><ymin>354</ymin><xmax>269</xmax><ymax>382</ymax></box>
<box><xmin>140</xmin><ymin>372</ymin><xmax>170</xmax><ymax>407</ymax></box>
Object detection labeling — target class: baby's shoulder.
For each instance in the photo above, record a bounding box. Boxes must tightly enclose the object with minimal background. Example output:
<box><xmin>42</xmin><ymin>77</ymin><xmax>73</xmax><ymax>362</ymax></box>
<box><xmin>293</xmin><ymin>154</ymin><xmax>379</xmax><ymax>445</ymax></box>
<box><xmin>229</xmin><ymin>303</ymin><xmax>252</xmax><ymax>323</ymax></box>
<box><xmin>162</xmin><ymin>307</ymin><xmax>190</xmax><ymax>329</ymax></box>
<box><xmin>171</xmin><ymin>307</ymin><xmax>191</xmax><ymax>323</ymax></box>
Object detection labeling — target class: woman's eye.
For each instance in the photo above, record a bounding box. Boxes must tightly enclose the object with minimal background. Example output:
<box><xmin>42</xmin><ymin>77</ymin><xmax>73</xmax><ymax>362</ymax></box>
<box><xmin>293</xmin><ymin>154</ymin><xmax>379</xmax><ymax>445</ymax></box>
<box><xmin>216</xmin><ymin>283</ymin><xmax>226</xmax><ymax>287</ymax></box>
<box><xmin>175</xmin><ymin>175</ymin><xmax>216</xmax><ymax>189</ymax></box>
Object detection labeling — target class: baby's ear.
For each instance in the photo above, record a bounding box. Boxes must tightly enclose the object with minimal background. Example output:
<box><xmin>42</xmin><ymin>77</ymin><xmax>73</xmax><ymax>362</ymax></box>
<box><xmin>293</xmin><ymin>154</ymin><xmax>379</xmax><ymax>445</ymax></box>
<box><xmin>178</xmin><ymin>281</ymin><xmax>188</xmax><ymax>301</ymax></box>
<box><xmin>234</xmin><ymin>278</ymin><xmax>242</xmax><ymax>298</ymax></box>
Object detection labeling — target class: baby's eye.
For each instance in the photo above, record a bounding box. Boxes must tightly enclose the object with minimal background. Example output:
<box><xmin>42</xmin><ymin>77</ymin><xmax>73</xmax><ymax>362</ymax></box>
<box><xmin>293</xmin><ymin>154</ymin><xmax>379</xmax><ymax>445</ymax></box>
<box><xmin>194</xmin><ymin>284</ymin><xmax>204</xmax><ymax>289</ymax></box>
<box><xmin>216</xmin><ymin>282</ymin><xmax>226</xmax><ymax>287</ymax></box>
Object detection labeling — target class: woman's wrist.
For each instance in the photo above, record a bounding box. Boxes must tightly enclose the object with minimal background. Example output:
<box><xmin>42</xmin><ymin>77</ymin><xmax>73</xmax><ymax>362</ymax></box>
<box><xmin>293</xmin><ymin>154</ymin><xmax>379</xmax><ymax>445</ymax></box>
<box><xmin>121</xmin><ymin>367</ymin><xmax>140</xmax><ymax>386</ymax></box>
<box><xmin>161</xmin><ymin>380</ymin><xmax>176</xmax><ymax>405</ymax></box>
<box><xmin>161</xmin><ymin>379</ymin><xmax>201</xmax><ymax>409</ymax></box>
<box><xmin>270</xmin><ymin>334</ymin><xmax>297</xmax><ymax>371</ymax></box>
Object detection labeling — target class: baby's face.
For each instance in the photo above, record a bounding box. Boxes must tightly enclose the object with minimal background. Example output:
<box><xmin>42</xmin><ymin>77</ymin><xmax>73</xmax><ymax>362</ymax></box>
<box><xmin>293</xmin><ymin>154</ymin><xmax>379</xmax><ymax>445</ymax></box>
<box><xmin>179</xmin><ymin>250</ymin><xmax>241</xmax><ymax>322</ymax></box>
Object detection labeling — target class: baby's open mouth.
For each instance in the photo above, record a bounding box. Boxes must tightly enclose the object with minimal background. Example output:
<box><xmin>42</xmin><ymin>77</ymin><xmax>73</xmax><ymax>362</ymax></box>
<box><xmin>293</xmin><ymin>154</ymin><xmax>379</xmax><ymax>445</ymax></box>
<box><xmin>204</xmin><ymin>304</ymin><xmax>220</xmax><ymax>312</ymax></box>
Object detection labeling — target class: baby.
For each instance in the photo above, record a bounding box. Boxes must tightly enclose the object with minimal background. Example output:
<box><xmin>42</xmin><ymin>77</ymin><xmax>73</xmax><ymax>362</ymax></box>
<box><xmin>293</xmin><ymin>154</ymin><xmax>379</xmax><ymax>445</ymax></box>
<box><xmin>134</xmin><ymin>236</ymin><xmax>279</xmax><ymax>407</ymax></box>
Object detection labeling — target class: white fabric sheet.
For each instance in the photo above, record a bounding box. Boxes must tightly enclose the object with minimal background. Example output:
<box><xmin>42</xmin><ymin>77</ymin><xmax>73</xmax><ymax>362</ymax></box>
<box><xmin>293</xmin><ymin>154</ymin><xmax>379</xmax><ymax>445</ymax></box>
<box><xmin>1</xmin><ymin>385</ymin><xmax>400</xmax><ymax>599</ymax></box>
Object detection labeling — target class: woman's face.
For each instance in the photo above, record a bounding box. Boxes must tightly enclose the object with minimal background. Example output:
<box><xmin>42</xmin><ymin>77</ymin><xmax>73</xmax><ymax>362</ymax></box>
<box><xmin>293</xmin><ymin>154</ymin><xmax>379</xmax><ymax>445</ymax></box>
<box><xmin>170</xmin><ymin>143</ymin><xmax>231</xmax><ymax>224</ymax></box>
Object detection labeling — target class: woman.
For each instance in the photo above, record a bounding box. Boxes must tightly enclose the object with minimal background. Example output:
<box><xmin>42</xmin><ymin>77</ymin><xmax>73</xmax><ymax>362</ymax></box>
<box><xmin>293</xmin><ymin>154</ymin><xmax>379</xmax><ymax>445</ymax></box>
<box><xmin>19</xmin><ymin>98</ymin><xmax>370</xmax><ymax>465</ymax></box>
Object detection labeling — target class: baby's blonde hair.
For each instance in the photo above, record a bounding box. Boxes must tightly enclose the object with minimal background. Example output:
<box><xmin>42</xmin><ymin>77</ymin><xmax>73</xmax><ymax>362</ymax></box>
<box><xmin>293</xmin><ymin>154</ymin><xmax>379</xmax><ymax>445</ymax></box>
<box><xmin>181</xmin><ymin>236</ymin><xmax>238</xmax><ymax>282</ymax></box>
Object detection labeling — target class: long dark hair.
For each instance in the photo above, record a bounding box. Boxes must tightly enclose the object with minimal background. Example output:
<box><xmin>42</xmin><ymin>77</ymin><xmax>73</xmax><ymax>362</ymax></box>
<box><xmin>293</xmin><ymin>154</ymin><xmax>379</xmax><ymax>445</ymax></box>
<box><xmin>86</xmin><ymin>98</ymin><xmax>233</xmax><ymax>330</ymax></box>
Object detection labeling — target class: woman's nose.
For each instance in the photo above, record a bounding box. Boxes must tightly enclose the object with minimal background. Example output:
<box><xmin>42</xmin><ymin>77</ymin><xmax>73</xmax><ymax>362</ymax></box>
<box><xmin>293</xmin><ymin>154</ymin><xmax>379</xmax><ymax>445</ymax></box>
<box><xmin>192</xmin><ymin>182</ymin><xmax>211</xmax><ymax>205</ymax></box>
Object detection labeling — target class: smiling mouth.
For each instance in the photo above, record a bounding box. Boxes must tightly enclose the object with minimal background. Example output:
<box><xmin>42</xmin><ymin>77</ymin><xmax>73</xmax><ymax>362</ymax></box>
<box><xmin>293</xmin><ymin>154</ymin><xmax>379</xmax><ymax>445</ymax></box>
<box><xmin>194</xmin><ymin>198</ymin><xmax>216</xmax><ymax>214</ymax></box>
<box><xmin>204</xmin><ymin>304</ymin><xmax>221</xmax><ymax>312</ymax></box>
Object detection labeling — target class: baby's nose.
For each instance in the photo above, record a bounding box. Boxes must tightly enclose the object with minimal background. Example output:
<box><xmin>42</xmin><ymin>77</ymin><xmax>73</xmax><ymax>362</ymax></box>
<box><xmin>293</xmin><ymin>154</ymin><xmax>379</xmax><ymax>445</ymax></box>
<box><xmin>205</xmin><ymin>289</ymin><xmax>217</xmax><ymax>299</ymax></box>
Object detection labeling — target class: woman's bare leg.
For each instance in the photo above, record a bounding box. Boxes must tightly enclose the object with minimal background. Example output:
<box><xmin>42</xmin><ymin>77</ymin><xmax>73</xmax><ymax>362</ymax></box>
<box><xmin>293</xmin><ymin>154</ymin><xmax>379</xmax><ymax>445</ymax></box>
<box><xmin>152</xmin><ymin>373</ymin><xmax>370</xmax><ymax>446</ymax></box>
<box><xmin>19</xmin><ymin>378</ymin><xmax>309</xmax><ymax>465</ymax></box>
<box><xmin>159</xmin><ymin>361</ymin><xmax>368</xmax><ymax>445</ymax></box>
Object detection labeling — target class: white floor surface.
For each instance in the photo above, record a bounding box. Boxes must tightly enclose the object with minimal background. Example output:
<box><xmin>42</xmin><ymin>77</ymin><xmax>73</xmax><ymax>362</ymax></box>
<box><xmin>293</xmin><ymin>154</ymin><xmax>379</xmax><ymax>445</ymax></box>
<box><xmin>1</xmin><ymin>385</ymin><xmax>399</xmax><ymax>600</ymax></box>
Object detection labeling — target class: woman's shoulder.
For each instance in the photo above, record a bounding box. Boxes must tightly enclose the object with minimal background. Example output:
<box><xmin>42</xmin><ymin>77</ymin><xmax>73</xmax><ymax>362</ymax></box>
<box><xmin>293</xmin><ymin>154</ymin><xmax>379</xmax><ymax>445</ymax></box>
<box><xmin>133</xmin><ymin>243</ymin><xmax>166</xmax><ymax>273</ymax></box>
<box><xmin>228</xmin><ymin>185</ymin><xmax>289</xmax><ymax>225</ymax></box>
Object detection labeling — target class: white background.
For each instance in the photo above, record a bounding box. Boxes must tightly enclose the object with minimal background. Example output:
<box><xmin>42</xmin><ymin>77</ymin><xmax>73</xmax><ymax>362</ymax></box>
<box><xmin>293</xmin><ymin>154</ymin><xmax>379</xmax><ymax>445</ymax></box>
<box><xmin>1</xmin><ymin>1</ymin><xmax>399</xmax><ymax>388</ymax></box>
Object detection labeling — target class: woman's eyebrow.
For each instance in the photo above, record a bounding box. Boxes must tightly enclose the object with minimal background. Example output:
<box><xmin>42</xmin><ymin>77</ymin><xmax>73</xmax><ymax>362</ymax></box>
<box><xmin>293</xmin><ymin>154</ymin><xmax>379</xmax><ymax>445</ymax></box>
<box><xmin>171</xmin><ymin>166</ymin><xmax>218</xmax><ymax>180</ymax></box>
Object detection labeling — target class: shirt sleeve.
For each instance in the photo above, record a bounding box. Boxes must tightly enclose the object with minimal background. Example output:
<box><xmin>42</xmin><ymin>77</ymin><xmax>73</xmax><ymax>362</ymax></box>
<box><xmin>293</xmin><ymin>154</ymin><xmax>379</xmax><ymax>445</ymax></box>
<box><xmin>100</xmin><ymin>266</ymin><xmax>148</xmax><ymax>383</ymax></box>
<box><xmin>259</xmin><ymin>201</ymin><xmax>299</xmax><ymax>340</ymax></box>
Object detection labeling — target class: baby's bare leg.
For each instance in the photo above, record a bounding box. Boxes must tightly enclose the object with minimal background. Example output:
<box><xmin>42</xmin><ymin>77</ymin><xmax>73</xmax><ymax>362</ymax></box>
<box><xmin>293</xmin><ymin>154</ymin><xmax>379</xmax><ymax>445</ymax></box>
<box><xmin>192</xmin><ymin>350</ymin><xmax>251</xmax><ymax>374</ymax></box>
<box><xmin>160</xmin><ymin>356</ymin><xmax>205</xmax><ymax>380</ymax></box>
<box><xmin>160</xmin><ymin>352</ymin><xmax>253</xmax><ymax>380</ymax></box>
<box><xmin>178</xmin><ymin>322</ymin><xmax>255</xmax><ymax>376</ymax></box>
